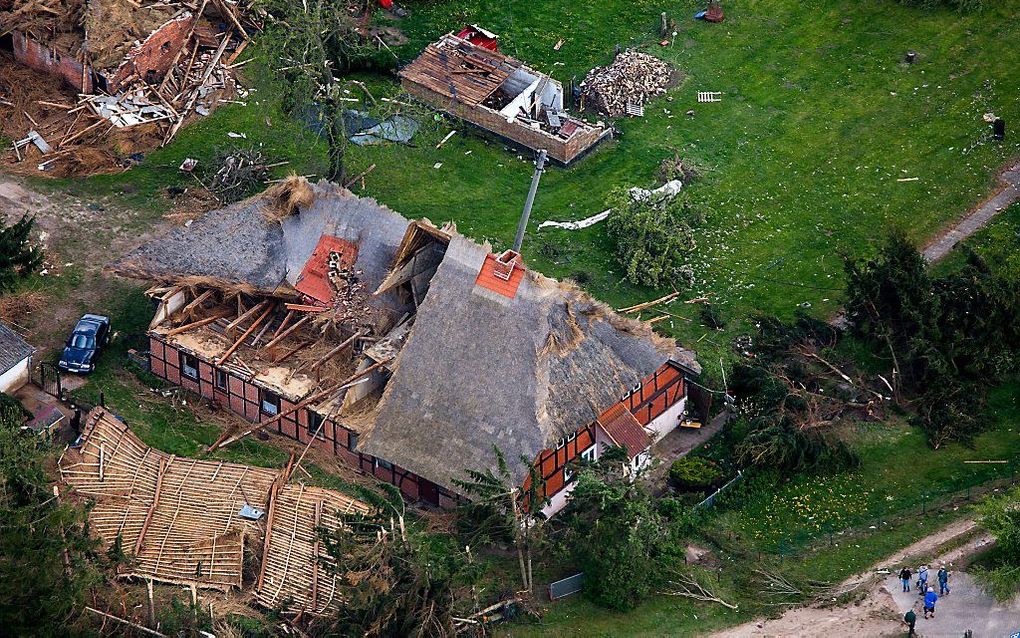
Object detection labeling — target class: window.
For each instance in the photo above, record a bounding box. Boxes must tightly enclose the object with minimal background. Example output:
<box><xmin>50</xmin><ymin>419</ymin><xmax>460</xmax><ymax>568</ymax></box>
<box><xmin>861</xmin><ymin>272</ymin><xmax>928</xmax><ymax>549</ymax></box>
<box><xmin>161</xmin><ymin>41</ymin><xmax>172</xmax><ymax>52</ymax></box>
<box><xmin>564</xmin><ymin>467</ymin><xmax>574</xmax><ymax>483</ymax></box>
<box><xmin>567</xmin><ymin>431</ymin><xmax>577</xmax><ymax>442</ymax></box>
<box><xmin>375</xmin><ymin>458</ymin><xmax>393</xmax><ymax>470</ymax></box>
<box><xmin>581</xmin><ymin>446</ymin><xmax>597</xmax><ymax>463</ymax></box>
<box><xmin>308</xmin><ymin>410</ymin><xmax>324</xmax><ymax>436</ymax></box>
<box><xmin>260</xmin><ymin>390</ymin><xmax>280</xmax><ymax>416</ymax></box>
<box><xmin>348</xmin><ymin>431</ymin><xmax>359</xmax><ymax>450</ymax></box>
<box><xmin>180</xmin><ymin>353</ymin><xmax>199</xmax><ymax>380</ymax></box>
<box><xmin>555</xmin><ymin>437</ymin><xmax>565</xmax><ymax>450</ymax></box>
<box><xmin>214</xmin><ymin>369</ymin><xmax>228</xmax><ymax>390</ymax></box>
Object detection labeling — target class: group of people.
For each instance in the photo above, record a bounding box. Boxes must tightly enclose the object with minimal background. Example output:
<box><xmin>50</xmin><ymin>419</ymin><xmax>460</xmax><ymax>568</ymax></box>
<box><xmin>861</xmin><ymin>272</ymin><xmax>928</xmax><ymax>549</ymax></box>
<box><xmin>899</xmin><ymin>564</ymin><xmax>952</xmax><ymax>635</ymax></box>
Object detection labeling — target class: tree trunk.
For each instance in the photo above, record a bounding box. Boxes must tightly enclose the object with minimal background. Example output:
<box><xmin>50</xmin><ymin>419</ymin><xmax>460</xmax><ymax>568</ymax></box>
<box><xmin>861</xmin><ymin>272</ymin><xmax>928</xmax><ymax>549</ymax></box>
<box><xmin>326</xmin><ymin>96</ymin><xmax>347</xmax><ymax>183</ymax></box>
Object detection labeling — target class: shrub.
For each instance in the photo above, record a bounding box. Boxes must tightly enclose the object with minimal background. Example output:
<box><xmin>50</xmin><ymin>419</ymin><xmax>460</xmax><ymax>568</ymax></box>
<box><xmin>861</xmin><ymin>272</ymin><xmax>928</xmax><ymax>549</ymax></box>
<box><xmin>669</xmin><ymin>456</ymin><xmax>723</xmax><ymax>492</ymax></box>
<box><xmin>0</xmin><ymin>392</ymin><xmax>31</xmax><ymax>421</ymax></box>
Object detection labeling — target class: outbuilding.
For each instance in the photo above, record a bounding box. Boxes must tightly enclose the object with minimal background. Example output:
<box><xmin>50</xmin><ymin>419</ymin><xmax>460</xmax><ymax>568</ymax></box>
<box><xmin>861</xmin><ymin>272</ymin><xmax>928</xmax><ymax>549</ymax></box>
<box><xmin>0</xmin><ymin>321</ymin><xmax>35</xmax><ymax>395</ymax></box>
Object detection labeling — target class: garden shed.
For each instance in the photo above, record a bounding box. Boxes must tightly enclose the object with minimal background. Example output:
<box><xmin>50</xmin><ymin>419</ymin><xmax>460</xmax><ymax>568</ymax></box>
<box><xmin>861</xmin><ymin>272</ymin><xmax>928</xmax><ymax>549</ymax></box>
<box><xmin>0</xmin><ymin>320</ymin><xmax>35</xmax><ymax>394</ymax></box>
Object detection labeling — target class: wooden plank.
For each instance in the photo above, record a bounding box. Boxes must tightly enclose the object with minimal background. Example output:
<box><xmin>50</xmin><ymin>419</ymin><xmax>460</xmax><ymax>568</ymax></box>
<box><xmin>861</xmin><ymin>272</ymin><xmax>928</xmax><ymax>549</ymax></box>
<box><xmin>271</xmin><ymin>310</ymin><xmax>296</xmax><ymax>339</ymax></box>
<box><xmin>308</xmin><ymin>330</ymin><xmax>364</xmax><ymax>372</ymax></box>
<box><xmin>179</xmin><ymin>289</ymin><xmax>215</xmax><ymax>320</ymax></box>
<box><xmin>135</xmin><ymin>456</ymin><xmax>171</xmax><ymax>556</ymax></box>
<box><xmin>225</xmin><ymin>300</ymin><xmax>269</xmax><ymax>333</ymax></box>
<box><xmin>284</xmin><ymin>303</ymin><xmax>327</xmax><ymax>312</ymax></box>
<box><xmin>217</xmin><ymin>303</ymin><xmax>274</xmax><ymax>364</ymax></box>
<box><xmin>164</xmin><ymin>309</ymin><xmax>232</xmax><ymax>337</ymax></box>
<box><xmin>260</xmin><ymin>314</ymin><xmax>312</xmax><ymax>352</ymax></box>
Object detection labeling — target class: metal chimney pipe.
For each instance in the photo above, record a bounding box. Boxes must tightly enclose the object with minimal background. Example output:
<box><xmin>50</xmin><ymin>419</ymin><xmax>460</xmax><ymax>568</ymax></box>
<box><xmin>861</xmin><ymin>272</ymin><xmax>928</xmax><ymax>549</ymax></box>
<box><xmin>512</xmin><ymin>149</ymin><xmax>548</xmax><ymax>253</ymax></box>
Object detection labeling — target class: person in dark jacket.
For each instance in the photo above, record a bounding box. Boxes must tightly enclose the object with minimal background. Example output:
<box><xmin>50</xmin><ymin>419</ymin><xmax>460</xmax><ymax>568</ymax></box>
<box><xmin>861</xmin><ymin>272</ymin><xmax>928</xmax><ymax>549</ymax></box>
<box><xmin>899</xmin><ymin>566</ymin><xmax>913</xmax><ymax>592</ymax></box>
<box><xmin>937</xmin><ymin>564</ymin><xmax>951</xmax><ymax>595</ymax></box>
<box><xmin>903</xmin><ymin>607</ymin><xmax>917</xmax><ymax>636</ymax></box>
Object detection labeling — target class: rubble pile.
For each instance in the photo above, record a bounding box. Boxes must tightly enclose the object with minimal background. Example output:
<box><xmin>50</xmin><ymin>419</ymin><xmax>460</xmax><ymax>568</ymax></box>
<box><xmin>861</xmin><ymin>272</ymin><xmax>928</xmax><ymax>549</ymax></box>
<box><xmin>1</xmin><ymin>1</ymin><xmax>254</xmax><ymax>177</ymax></box>
<box><xmin>579</xmin><ymin>51</ymin><xmax>676</xmax><ymax>117</ymax></box>
<box><xmin>327</xmin><ymin>260</ymin><xmax>376</xmax><ymax>328</ymax></box>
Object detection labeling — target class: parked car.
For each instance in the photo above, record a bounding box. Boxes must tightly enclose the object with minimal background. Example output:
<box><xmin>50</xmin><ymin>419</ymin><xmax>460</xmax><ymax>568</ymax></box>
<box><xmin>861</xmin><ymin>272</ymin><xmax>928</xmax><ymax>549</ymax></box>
<box><xmin>58</xmin><ymin>314</ymin><xmax>111</xmax><ymax>374</ymax></box>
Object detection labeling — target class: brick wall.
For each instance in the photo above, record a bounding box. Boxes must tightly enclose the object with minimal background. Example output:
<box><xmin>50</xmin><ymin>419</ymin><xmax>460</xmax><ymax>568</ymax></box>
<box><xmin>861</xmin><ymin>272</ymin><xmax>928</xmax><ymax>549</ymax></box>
<box><xmin>402</xmin><ymin>80</ymin><xmax>611</xmax><ymax>164</ymax></box>
<box><xmin>108</xmin><ymin>13</ymin><xmax>195</xmax><ymax>91</ymax></box>
<box><xmin>12</xmin><ymin>31</ymin><xmax>92</xmax><ymax>92</ymax></box>
<box><xmin>147</xmin><ymin>332</ymin><xmax>456</xmax><ymax>508</ymax></box>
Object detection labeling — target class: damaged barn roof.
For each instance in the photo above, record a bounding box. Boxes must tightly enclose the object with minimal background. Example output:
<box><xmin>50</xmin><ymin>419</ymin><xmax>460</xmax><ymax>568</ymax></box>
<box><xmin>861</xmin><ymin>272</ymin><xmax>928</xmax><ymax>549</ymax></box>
<box><xmin>113</xmin><ymin>180</ymin><xmax>410</xmax><ymax>301</ymax></box>
<box><xmin>359</xmin><ymin>235</ymin><xmax>681</xmax><ymax>492</ymax></box>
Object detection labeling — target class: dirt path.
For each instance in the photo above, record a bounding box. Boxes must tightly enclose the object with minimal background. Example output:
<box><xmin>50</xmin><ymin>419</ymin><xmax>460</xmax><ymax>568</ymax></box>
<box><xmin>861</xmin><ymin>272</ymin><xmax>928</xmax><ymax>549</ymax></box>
<box><xmin>0</xmin><ymin>176</ymin><xmax>170</xmax><ymax>354</ymax></box>
<box><xmin>711</xmin><ymin>518</ymin><xmax>999</xmax><ymax>638</ymax></box>
<box><xmin>923</xmin><ymin>159</ymin><xmax>1020</xmax><ymax>263</ymax></box>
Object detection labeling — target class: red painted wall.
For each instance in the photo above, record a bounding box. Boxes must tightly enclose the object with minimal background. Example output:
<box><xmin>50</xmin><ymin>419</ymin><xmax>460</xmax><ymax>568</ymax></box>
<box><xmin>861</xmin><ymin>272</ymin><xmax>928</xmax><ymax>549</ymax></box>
<box><xmin>12</xmin><ymin>31</ymin><xmax>92</xmax><ymax>92</ymax></box>
<box><xmin>108</xmin><ymin>14</ymin><xmax>195</xmax><ymax>91</ymax></box>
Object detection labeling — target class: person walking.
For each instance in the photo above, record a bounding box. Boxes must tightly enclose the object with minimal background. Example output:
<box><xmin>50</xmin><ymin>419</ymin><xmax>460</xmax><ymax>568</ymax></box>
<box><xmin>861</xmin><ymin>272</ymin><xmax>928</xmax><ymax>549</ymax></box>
<box><xmin>923</xmin><ymin>586</ymin><xmax>938</xmax><ymax>619</ymax></box>
<box><xmin>918</xmin><ymin>565</ymin><xmax>929</xmax><ymax>594</ymax></box>
<box><xmin>937</xmin><ymin>564</ymin><xmax>951</xmax><ymax>595</ymax></box>
<box><xmin>903</xmin><ymin>607</ymin><xmax>917</xmax><ymax>636</ymax></box>
<box><xmin>900</xmin><ymin>566</ymin><xmax>913</xmax><ymax>592</ymax></box>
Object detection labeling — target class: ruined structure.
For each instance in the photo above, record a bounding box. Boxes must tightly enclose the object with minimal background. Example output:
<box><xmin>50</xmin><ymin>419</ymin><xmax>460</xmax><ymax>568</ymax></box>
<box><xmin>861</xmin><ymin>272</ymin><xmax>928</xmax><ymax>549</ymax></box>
<box><xmin>113</xmin><ymin>179</ymin><xmax>705</xmax><ymax>517</ymax></box>
<box><xmin>400</xmin><ymin>30</ymin><xmax>613</xmax><ymax>165</ymax></box>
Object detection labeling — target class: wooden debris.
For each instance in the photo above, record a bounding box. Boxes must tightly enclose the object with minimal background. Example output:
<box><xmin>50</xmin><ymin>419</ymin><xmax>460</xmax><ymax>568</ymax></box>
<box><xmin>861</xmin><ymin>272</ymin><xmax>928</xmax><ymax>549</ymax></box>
<box><xmin>580</xmin><ymin>51</ymin><xmax>675</xmax><ymax>116</ymax></box>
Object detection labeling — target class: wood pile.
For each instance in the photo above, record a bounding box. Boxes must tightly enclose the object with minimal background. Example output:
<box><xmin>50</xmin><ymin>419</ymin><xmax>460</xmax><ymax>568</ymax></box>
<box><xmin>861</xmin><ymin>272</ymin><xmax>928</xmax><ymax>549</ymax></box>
<box><xmin>579</xmin><ymin>51</ymin><xmax>675</xmax><ymax>117</ymax></box>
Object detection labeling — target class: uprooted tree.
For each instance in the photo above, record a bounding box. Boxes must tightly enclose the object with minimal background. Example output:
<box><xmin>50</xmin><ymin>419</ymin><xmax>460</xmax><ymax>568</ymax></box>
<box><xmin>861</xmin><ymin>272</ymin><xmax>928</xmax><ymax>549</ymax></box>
<box><xmin>845</xmin><ymin>231</ymin><xmax>1020</xmax><ymax>447</ymax></box>
<box><xmin>729</xmin><ymin>313</ymin><xmax>872</xmax><ymax>474</ymax></box>
<box><xmin>605</xmin><ymin>187</ymin><xmax>704</xmax><ymax>288</ymax></box>
<box><xmin>0</xmin><ymin>214</ymin><xmax>43</xmax><ymax>294</ymax></box>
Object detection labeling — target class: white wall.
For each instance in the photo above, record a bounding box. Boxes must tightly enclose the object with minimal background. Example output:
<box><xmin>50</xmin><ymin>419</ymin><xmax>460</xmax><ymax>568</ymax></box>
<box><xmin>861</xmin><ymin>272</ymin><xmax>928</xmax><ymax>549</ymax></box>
<box><xmin>645</xmin><ymin>396</ymin><xmax>688</xmax><ymax>445</ymax></box>
<box><xmin>0</xmin><ymin>357</ymin><xmax>30</xmax><ymax>394</ymax></box>
<box><xmin>150</xmin><ymin>288</ymin><xmax>186</xmax><ymax>329</ymax></box>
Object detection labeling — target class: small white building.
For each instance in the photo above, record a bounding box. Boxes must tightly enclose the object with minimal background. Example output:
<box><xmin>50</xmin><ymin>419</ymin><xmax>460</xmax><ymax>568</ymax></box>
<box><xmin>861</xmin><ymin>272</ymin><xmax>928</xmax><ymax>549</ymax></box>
<box><xmin>0</xmin><ymin>321</ymin><xmax>35</xmax><ymax>395</ymax></box>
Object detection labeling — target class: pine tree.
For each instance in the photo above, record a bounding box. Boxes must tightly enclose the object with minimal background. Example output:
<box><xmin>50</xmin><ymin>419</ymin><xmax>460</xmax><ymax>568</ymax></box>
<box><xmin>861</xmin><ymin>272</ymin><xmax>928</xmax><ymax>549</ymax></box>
<box><xmin>0</xmin><ymin>214</ymin><xmax>43</xmax><ymax>293</ymax></box>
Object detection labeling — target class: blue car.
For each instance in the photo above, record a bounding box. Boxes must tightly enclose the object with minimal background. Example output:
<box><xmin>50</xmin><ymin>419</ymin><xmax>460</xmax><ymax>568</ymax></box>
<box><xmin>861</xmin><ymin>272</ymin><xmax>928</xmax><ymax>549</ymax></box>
<box><xmin>58</xmin><ymin>314</ymin><xmax>111</xmax><ymax>374</ymax></box>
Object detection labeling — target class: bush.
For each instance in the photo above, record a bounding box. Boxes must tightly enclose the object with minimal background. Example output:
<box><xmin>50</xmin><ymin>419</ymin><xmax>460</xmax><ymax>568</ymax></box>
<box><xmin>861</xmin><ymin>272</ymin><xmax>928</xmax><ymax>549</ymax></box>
<box><xmin>669</xmin><ymin>456</ymin><xmax>723</xmax><ymax>492</ymax></box>
<box><xmin>605</xmin><ymin>188</ymin><xmax>702</xmax><ymax>288</ymax></box>
<box><xmin>0</xmin><ymin>392</ymin><xmax>31</xmax><ymax>421</ymax></box>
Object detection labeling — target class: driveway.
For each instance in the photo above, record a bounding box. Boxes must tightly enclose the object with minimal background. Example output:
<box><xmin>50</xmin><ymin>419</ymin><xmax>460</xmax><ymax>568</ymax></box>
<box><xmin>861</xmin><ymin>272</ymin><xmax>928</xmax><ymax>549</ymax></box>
<box><xmin>886</xmin><ymin>571</ymin><xmax>1020</xmax><ymax>637</ymax></box>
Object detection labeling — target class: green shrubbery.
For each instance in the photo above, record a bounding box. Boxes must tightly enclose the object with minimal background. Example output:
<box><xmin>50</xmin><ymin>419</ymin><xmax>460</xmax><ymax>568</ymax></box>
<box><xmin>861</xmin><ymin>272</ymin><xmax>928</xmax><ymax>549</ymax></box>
<box><xmin>669</xmin><ymin>456</ymin><xmax>723</xmax><ymax>492</ymax></box>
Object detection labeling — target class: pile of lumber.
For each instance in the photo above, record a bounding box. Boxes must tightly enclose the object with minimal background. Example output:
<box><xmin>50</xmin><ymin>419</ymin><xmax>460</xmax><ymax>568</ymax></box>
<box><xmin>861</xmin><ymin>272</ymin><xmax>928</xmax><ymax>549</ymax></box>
<box><xmin>579</xmin><ymin>50</ymin><xmax>675</xmax><ymax>117</ymax></box>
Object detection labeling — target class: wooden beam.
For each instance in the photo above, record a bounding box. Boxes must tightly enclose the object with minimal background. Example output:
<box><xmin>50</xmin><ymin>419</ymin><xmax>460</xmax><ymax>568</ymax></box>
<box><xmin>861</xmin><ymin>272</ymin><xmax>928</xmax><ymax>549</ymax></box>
<box><xmin>260</xmin><ymin>315</ymin><xmax>312</xmax><ymax>352</ymax></box>
<box><xmin>135</xmin><ymin>456</ymin><xmax>171</xmax><ymax>556</ymax></box>
<box><xmin>284</xmin><ymin>303</ymin><xmax>327</xmax><ymax>312</ymax></box>
<box><xmin>256</xmin><ymin>480</ymin><xmax>281</xmax><ymax>592</ymax></box>
<box><xmin>180</xmin><ymin>289</ymin><xmax>215</xmax><ymax>320</ymax></box>
<box><xmin>85</xmin><ymin>607</ymin><xmax>167</xmax><ymax>638</ymax></box>
<box><xmin>309</xmin><ymin>330</ymin><xmax>364</xmax><ymax>372</ymax></box>
<box><xmin>217</xmin><ymin>303</ymin><xmax>274</xmax><ymax>364</ymax></box>
<box><xmin>225</xmin><ymin>300</ymin><xmax>269</xmax><ymax>333</ymax></box>
<box><xmin>311</xmin><ymin>499</ymin><xmax>322</xmax><ymax>612</ymax></box>
<box><xmin>163</xmin><ymin>309</ymin><xmax>232</xmax><ymax>337</ymax></box>
<box><xmin>272</xmin><ymin>310</ymin><xmax>296</xmax><ymax>340</ymax></box>
<box><xmin>273</xmin><ymin>340</ymin><xmax>313</xmax><ymax>364</ymax></box>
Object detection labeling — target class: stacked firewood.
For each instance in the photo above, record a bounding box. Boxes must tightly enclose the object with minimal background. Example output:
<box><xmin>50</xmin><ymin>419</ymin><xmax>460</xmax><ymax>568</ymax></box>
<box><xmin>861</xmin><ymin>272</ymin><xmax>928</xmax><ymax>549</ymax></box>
<box><xmin>579</xmin><ymin>51</ymin><xmax>675</xmax><ymax>117</ymax></box>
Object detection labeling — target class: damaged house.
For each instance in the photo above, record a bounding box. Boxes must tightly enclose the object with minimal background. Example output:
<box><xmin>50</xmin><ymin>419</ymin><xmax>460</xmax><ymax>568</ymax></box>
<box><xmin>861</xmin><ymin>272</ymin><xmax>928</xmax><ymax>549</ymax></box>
<box><xmin>113</xmin><ymin>179</ymin><xmax>705</xmax><ymax>517</ymax></box>
<box><xmin>2</xmin><ymin>0</ymin><xmax>199</xmax><ymax>93</ymax></box>
<box><xmin>400</xmin><ymin>28</ymin><xmax>613</xmax><ymax>166</ymax></box>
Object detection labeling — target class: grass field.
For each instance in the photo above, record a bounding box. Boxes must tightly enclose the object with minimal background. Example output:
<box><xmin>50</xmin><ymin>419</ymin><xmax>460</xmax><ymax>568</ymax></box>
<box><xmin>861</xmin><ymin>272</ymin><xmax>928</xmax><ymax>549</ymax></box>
<box><xmin>37</xmin><ymin>0</ymin><xmax>1018</xmax><ymax>367</ymax></box>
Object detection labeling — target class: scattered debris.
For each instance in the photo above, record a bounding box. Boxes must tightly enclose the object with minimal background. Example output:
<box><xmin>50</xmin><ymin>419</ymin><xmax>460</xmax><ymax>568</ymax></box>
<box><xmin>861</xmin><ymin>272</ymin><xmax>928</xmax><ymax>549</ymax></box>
<box><xmin>179</xmin><ymin>157</ymin><xmax>198</xmax><ymax>172</ymax></box>
<box><xmin>349</xmin><ymin>114</ymin><xmax>420</xmax><ymax>146</ymax></box>
<box><xmin>580</xmin><ymin>50</ymin><xmax>677</xmax><ymax>117</ymax></box>
<box><xmin>539</xmin><ymin>209</ymin><xmax>613</xmax><ymax>231</ymax></box>
<box><xmin>205</xmin><ymin>146</ymin><xmax>285</xmax><ymax>202</ymax></box>
<box><xmin>629</xmin><ymin>180</ymin><xmax>684</xmax><ymax>205</ymax></box>
<box><xmin>435</xmin><ymin>129</ymin><xmax>457</xmax><ymax>149</ymax></box>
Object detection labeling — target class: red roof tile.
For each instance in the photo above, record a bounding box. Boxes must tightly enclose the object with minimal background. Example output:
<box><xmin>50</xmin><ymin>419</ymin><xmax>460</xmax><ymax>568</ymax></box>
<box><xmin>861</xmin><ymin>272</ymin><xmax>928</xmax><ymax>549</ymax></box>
<box><xmin>474</xmin><ymin>253</ymin><xmax>525</xmax><ymax>299</ymax></box>
<box><xmin>597</xmin><ymin>402</ymin><xmax>650</xmax><ymax>458</ymax></box>
<box><xmin>295</xmin><ymin>235</ymin><xmax>358</xmax><ymax>305</ymax></box>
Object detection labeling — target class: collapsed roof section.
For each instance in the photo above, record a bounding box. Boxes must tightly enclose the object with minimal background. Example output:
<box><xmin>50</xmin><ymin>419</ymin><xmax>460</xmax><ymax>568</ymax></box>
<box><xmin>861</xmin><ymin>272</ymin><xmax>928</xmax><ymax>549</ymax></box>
<box><xmin>399</xmin><ymin>31</ymin><xmax>612</xmax><ymax>165</ymax></box>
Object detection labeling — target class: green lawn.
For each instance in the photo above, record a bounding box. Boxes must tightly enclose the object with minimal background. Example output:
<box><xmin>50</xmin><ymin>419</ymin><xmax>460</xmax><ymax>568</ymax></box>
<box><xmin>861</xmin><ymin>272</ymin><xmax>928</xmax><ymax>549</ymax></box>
<box><xmin>42</xmin><ymin>0</ymin><xmax>1018</xmax><ymax>367</ymax></box>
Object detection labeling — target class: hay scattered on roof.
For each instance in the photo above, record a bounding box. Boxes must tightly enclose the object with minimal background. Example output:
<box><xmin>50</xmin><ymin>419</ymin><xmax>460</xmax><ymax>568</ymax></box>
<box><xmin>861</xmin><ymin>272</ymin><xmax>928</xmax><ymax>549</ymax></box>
<box><xmin>262</xmin><ymin>175</ymin><xmax>315</xmax><ymax>222</ymax></box>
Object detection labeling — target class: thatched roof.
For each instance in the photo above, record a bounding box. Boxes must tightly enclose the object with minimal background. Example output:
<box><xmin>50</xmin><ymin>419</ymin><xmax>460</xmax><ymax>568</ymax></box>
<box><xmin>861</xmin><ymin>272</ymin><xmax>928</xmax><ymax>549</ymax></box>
<box><xmin>0</xmin><ymin>321</ymin><xmax>34</xmax><ymax>375</ymax></box>
<box><xmin>112</xmin><ymin>181</ymin><xmax>411</xmax><ymax>304</ymax></box>
<box><xmin>358</xmin><ymin>236</ymin><xmax>682</xmax><ymax>492</ymax></box>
